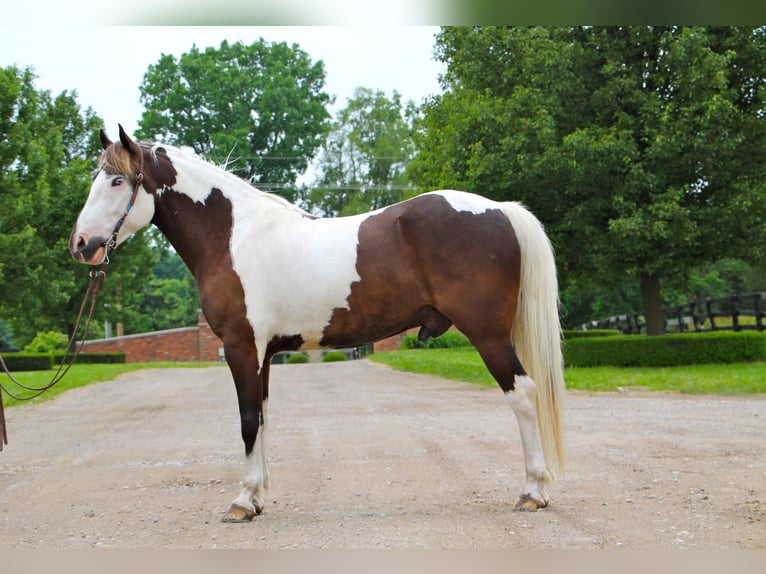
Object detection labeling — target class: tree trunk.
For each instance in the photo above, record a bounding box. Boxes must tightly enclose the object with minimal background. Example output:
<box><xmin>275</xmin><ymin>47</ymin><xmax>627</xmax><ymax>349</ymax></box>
<box><xmin>640</xmin><ymin>272</ymin><xmax>666</xmax><ymax>336</ymax></box>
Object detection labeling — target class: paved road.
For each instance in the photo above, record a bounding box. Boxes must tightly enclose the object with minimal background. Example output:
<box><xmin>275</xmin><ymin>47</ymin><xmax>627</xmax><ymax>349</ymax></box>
<box><xmin>0</xmin><ymin>361</ymin><xmax>763</xmax><ymax>548</ymax></box>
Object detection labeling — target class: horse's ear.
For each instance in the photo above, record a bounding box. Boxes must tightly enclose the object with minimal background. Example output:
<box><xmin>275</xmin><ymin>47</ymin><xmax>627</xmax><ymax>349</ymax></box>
<box><xmin>99</xmin><ymin>129</ymin><xmax>112</xmax><ymax>150</ymax></box>
<box><xmin>118</xmin><ymin>124</ymin><xmax>140</xmax><ymax>157</ymax></box>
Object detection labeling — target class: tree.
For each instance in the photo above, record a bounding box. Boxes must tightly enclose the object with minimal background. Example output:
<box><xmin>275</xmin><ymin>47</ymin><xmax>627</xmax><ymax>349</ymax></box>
<box><xmin>307</xmin><ymin>87</ymin><xmax>418</xmax><ymax>216</ymax></box>
<box><xmin>137</xmin><ymin>39</ymin><xmax>332</xmax><ymax>200</ymax></box>
<box><xmin>0</xmin><ymin>66</ymin><xmax>157</xmax><ymax>345</ymax></box>
<box><xmin>123</xmin><ymin>237</ymin><xmax>200</xmax><ymax>333</ymax></box>
<box><xmin>412</xmin><ymin>27</ymin><xmax>766</xmax><ymax>335</ymax></box>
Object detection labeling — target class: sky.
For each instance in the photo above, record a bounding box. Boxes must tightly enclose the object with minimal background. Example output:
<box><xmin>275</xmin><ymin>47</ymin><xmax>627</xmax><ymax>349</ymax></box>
<box><xmin>0</xmin><ymin>26</ymin><xmax>445</xmax><ymax>140</ymax></box>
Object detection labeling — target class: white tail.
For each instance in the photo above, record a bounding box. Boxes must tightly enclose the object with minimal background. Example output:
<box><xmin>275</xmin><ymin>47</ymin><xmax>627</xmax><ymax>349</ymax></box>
<box><xmin>503</xmin><ymin>202</ymin><xmax>565</xmax><ymax>480</ymax></box>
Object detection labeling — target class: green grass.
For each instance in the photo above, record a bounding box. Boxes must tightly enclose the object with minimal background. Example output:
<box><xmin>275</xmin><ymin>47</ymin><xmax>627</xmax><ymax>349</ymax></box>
<box><xmin>1</xmin><ymin>362</ymin><xmax>220</xmax><ymax>408</ymax></box>
<box><xmin>369</xmin><ymin>348</ymin><xmax>766</xmax><ymax>395</ymax></box>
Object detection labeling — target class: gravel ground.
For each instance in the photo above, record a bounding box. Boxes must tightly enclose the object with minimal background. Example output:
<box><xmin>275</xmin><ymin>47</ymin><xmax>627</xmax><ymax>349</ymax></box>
<box><xmin>0</xmin><ymin>360</ymin><xmax>763</xmax><ymax>549</ymax></box>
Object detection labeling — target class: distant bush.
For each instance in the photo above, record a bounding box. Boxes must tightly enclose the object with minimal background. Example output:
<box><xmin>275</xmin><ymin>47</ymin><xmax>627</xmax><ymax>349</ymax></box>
<box><xmin>322</xmin><ymin>351</ymin><xmax>347</xmax><ymax>362</ymax></box>
<box><xmin>401</xmin><ymin>331</ymin><xmax>472</xmax><ymax>349</ymax></box>
<box><xmin>23</xmin><ymin>331</ymin><xmax>68</xmax><ymax>354</ymax></box>
<box><xmin>285</xmin><ymin>353</ymin><xmax>309</xmax><ymax>364</ymax></box>
<box><xmin>564</xmin><ymin>331</ymin><xmax>766</xmax><ymax>367</ymax></box>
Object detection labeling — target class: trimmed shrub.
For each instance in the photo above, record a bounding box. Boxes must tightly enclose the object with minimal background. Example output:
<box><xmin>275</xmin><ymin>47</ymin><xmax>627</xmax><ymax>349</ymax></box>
<box><xmin>401</xmin><ymin>331</ymin><xmax>472</xmax><ymax>349</ymax></box>
<box><xmin>322</xmin><ymin>351</ymin><xmax>347</xmax><ymax>362</ymax></box>
<box><xmin>285</xmin><ymin>353</ymin><xmax>309</xmax><ymax>364</ymax></box>
<box><xmin>564</xmin><ymin>331</ymin><xmax>766</xmax><ymax>367</ymax></box>
<box><xmin>52</xmin><ymin>352</ymin><xmax>126</xmax><ymax>364</ymax></box>
<box><xmin>563</xmin><ymin>329</ymin><xmax>620</xmax><ymax>339</ymax></box>
<box><xmin>0</xmin><ymin>353</ymin><xmax>53</xmax><ymax>371</ymax></box>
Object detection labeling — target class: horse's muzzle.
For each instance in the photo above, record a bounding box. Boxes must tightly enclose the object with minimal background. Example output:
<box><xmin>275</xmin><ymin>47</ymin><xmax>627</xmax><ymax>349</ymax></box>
<box><xmin>70</xmin><ymin>233</ymin><xmax>107</xmax><ymax>265</ymax></box>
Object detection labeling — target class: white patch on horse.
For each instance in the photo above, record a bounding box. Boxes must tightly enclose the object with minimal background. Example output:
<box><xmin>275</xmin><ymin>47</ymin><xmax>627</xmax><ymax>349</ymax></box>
<box><xmin>426</xmin><ymin>189</ymin><xmax>499</xmax><ymax>215</ymax></box>
<box><xmin>232</xmin><ymin>424</ymin><xmax>268</xmax><ymax>514</ymax></box>
<box><xmin>505</xmin><ymin>375</ymin><xmax>552</xmax><ymax>506</ymax></box>
<box><xmin>230</xmin><ymin>211</ymin><xmax>368</xmax><ymax>367</ymax></box>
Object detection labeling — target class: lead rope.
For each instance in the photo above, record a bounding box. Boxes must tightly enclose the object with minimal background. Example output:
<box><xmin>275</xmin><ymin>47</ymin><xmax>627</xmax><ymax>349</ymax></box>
<box><xmin>0</xmin><ymin>151</ymin><xmax>145</xmax><ymax>450</ymax></box>
<box><xmin>0</xmin><ymin>264</ymin><xmax>106</xmax><ymax>450</ymax></box>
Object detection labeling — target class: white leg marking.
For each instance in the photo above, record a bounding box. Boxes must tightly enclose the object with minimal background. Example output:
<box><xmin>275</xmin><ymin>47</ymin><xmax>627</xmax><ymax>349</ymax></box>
<box><xmin>261</xmin><ymin>399</ymin><xmax>270</xmax><ymax>491</ymax></box>
<box><xmin>505</xmin><ymin>375</ymin><xmax>551</xmax><ymax>506</ymax></box>
<box><xmin>232</xmin><ymin>423</ymin><xmax>268</xmax><ymax>514</ymax></box>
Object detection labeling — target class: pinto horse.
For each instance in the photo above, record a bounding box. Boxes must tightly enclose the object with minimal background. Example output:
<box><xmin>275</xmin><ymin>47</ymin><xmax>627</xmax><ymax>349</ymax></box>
<box><xmin>69</xmin><ymin>126</ymin><xmax>566</xmax><ymax>521</ymax></box>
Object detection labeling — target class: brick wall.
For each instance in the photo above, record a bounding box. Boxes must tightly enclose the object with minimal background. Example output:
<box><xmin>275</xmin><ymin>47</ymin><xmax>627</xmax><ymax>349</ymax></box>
<box><xmin>80</xmin><ymin>310</ymin><xmax>223</xmax><ymax>363</ymax></box>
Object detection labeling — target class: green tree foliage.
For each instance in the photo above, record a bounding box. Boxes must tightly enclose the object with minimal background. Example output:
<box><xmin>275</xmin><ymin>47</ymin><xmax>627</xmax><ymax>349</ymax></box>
<box><xmin>307</xmin><ymin>87</ymin><xmax>418</xmax><ymax>216</ymax></box>
<box><xmin>122</xmin><ymin>238</ymin><xmax>200</xmax><ymax>333</ymax></box>
<box><xmin>23</xmin><ymin>330</ymin><xmax>67</xmax><ymax>353</ymax></box>
<box><xmin>0</xmin><ymin>319</ymin><xmax>15</xmax><ymax>351</ymax></box>
<box><xmin>412</xmin><ymin>27</ymin><xmax>766</xmax><ymax>334</ymax></box>
<box><xmin>0</xmin><ymin>66</ymin><xmax>158</xmax><ymax>346</ymax></box>
<box><xmin>137</xmin><ymin>39</ymin><xmax>332</xmax><ymax>200</ymax></box>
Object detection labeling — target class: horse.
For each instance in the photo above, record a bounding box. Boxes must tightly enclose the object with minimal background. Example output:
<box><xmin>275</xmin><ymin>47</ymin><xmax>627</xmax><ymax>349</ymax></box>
<box><xmin>69</xmin><ymin>126</ymin><xmax>566</xmax><ymax>522</ymax></box>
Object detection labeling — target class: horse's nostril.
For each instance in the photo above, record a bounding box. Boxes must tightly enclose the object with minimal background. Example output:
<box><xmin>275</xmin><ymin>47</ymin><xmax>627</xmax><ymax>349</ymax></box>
<box><xmin>73</xmin><ymin>234</ymin><xmax>89</xmax><ymax>253</ymax></box>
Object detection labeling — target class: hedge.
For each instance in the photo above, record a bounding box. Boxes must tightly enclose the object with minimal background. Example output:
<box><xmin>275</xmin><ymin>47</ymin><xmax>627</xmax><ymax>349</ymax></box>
<box><xmin>562</xmin><ymin>329</ymin><xmax>620</xmax><ymax>339</ymax></box>
<box><xmin>399</xmin><ymin>328</ymin><xmax>765</xmax><ymax>368</ymax></box>
<box><xmin>403</xmin><ymin>329</ymin><xmax>619</xmax><ymax>350</ymax></box>
<box><xmin>0</xmin><ymin>353</ymin><xmax>53</xmax><ymax>371</ymax></box>
<box><xmin>0</xmin><ymin>351</ymin><xmax>126</xmax><ymax>372</ymax></box>
<box><xmin>563</xmin><ymin>331</ymin><xmax>766</xmax><ymax>367</ymax></box>
<box><xmin>53</xmin><ymin>352</ymin><xmax>126</xmax><ymax>364</ymax></box>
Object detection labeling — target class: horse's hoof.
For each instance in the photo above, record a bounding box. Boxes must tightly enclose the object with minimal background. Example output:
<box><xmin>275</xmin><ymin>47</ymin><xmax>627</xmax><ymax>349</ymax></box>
<box><xmin>514</xmin><ymin>493</ymin><xmax>548</xmax><ymax>512</ymax></box>
<box><xmin>221</xmin><ymin>503</ymin><xmax>257</xmax><ymax>523</ymax></box>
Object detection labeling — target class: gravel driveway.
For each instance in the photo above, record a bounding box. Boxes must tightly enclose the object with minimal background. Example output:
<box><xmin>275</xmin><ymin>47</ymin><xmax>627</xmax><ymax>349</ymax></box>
<box><xmin>0</xmin><ymin>360</ymin><xmax>763</xmax><ymax>548</ymax></box>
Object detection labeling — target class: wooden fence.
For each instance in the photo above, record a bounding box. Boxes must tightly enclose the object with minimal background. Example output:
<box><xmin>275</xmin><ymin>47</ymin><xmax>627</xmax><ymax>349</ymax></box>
<box><xmin>578</xmin><ymin>292</ymin><xmax>766</xmax><ymax>334</ymax></box>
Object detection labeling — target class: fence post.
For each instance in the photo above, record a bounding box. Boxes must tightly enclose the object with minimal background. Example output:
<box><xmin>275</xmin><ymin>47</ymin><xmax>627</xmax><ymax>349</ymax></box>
<box><xmin>731</xmin><ymin>295</ymin><xmax>740</xmax><ymax>332</ymax></box>
<box><xmin>689</xmin><ymin>301</ymin><xmax>701</xmax><ymax>332</ymax></box>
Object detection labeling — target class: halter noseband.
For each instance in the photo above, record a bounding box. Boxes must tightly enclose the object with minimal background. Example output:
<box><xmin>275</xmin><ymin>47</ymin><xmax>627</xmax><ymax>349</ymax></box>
<box><xmin>102</xmin><ymin>148</ymin><xmax>145</xmax><ymax>264</ymax></box>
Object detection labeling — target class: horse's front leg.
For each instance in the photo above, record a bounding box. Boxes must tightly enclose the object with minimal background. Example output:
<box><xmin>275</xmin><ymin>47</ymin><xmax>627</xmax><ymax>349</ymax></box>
<box><xmin>221</xmin><ymin>345</ymin><xmax>269</xmax><ymax>523</ymax></box>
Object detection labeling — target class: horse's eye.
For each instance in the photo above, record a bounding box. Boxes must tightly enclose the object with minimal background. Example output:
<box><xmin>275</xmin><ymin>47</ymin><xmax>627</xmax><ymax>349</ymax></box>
<box><xmin>111</xmin><ymin>177</ymin><xmax>125</xmax><ymax>187</ymax></box>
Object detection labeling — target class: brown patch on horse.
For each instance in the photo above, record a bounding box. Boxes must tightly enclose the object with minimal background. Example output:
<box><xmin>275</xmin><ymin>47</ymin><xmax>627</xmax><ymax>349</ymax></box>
<box><xmin>320</xmin><ymin>194</ymin><xmax>522</xmax><ymax>357</ymax></box>
<box><xmin>151</xmin><ymin>187</ymin><xmax>254</xmax><ymax>355</ymax></box>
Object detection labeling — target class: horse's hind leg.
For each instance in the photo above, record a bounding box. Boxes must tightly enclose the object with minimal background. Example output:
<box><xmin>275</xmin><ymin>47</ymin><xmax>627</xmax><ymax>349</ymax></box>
<box><xmin>470</xmin><ymin>335</ymin><xmax>551</xmax><ymax>511</ymax></box>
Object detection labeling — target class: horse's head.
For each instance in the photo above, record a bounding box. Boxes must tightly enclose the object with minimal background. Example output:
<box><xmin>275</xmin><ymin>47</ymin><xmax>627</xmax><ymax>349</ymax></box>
<box><xmin>69</xmin><ymin>125</ymin><xmax>158</xmax><ymax>265</ymax></box>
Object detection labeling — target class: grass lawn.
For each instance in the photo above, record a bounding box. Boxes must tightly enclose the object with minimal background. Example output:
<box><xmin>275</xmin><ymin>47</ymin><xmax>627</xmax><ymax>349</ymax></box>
<box><xmin>1</xmin><ymin>362</ymin><xmax>220</xmax><ymax>408</ymax></box>
<box><xmin>370</xmin><ymin>348</ymin><xmax>766</xmax><ymax>395</ymax></box>
<box><xmin>3</xmin><ymin>351</ymin><xmax>764</xmax><ymax>411</ymax></box>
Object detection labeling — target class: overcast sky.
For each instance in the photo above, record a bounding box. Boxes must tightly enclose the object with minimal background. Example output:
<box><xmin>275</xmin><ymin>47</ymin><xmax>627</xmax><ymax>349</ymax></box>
<box><xmin>0</xmin><ymin>26</ymin><xmax>444</xmax><ymax>137</ymax></box>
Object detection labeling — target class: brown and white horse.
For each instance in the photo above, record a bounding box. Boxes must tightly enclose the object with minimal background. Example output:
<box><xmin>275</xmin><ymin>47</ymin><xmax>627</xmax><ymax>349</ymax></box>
<box><xmin>70</xmin><ymin>126</ymin><xmax>566</xmax><ymax>521</ymax></box>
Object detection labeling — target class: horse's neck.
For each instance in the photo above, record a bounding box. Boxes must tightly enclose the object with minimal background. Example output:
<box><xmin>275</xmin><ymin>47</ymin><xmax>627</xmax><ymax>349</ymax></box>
<box><xmin>152</xmin><ymin>154</ymin><xmax>304</xmax><ymax>275</ymax></box>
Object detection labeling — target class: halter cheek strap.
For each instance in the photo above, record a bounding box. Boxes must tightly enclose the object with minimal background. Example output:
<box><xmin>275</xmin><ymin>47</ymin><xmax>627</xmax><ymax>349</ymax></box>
<box><xmin>103</xmin><ymin>150</ymin><xmax>145</xmax><ymax>264</ymax></box>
